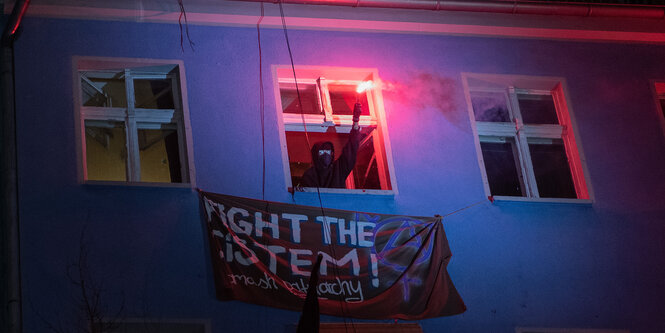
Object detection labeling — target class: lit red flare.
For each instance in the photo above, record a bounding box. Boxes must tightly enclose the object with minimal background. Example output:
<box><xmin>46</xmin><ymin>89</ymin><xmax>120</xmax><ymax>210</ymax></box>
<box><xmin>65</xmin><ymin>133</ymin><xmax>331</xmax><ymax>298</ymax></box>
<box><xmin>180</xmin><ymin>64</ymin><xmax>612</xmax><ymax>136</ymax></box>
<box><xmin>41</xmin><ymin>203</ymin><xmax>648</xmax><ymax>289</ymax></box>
<box><xmin>356</xmin><ymin>80</ymin><xmax>374</xmax><ymax>93</ymax></box>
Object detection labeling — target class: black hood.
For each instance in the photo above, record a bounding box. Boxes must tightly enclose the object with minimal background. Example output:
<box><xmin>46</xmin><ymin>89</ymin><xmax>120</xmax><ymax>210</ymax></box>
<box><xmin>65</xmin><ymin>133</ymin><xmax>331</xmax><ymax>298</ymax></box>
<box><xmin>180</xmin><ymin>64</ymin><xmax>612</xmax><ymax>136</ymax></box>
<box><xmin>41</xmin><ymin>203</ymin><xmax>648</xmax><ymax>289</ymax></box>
<box><xmin>310</xmin><ymin>141</ymin><xmax>334</xmax><ymax>170</ymax></box>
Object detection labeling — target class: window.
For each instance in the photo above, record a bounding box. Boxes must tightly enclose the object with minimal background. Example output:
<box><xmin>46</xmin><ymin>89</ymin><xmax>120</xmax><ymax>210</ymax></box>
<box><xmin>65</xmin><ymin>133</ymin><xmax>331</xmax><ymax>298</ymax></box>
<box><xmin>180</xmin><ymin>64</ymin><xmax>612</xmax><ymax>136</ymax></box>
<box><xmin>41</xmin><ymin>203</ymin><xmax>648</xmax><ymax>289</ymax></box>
<box><xmin>75</xmin><ymin>58</ymin><xmax>193</xmax><ymax>184</ymax></box>
<box><xmin>463</xmin><ymin>74</ymin><xmax>589</xmax><ymax>200</ymax></box>
<box><xmin>275</xmin><ymin>67</ymin><xmax>396</xmax><ymax>193</ymax></box>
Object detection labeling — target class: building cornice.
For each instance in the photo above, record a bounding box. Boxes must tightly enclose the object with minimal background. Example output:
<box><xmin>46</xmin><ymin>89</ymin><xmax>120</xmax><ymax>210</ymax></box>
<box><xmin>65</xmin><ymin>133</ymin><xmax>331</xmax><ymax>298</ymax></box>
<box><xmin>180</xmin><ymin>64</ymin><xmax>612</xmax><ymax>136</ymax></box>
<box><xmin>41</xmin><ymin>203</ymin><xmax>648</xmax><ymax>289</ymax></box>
<box><xmin>6</xmin><ymin>0</ymin><xmax>665</xmax><ymax>43</ymax></box>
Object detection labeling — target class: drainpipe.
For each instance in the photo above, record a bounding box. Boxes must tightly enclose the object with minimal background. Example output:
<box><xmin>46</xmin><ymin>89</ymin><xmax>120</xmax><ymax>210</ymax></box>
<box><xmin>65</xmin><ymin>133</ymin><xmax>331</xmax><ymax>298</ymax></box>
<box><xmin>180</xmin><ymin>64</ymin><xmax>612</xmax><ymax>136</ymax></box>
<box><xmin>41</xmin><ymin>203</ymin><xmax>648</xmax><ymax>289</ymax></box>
<box><xmin>2</xmin><ymin>1</ymin><xmax>30</xmax><ymax>333</ymax></box>
<box><xmin>234</xmin><ymin>0</ymin><xmax>665</xmax><ymax>19</ymax></box>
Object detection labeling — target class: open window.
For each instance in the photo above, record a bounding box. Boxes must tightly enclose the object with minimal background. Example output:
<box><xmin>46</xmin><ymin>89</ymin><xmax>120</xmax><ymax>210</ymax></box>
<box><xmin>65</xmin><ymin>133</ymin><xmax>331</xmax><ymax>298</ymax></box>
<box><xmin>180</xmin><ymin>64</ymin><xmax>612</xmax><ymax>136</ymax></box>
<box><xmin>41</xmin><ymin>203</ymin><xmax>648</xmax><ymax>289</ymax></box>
<box><xmin>463</xmin><ymin>74</ymin><xmax>590</xmax><ymax>200</ymax></box>
<box><xmin>274</xmin><ymin>67</ymin><xmax>396</xmax><ymax>193</ymax></box>
<box><xmin>75</xmin><ymin>58</ymin><xmax>194</xmax><ymax>184</ymax></box>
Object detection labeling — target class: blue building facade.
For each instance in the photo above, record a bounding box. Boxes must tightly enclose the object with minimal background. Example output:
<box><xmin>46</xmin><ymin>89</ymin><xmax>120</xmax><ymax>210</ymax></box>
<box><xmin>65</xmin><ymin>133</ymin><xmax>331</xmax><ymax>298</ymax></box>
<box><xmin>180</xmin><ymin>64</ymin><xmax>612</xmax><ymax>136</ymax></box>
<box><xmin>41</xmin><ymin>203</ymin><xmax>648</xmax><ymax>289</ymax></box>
<box><xmin>6</xmin><ymin>1</ymin><xmax>665</xmax><ymax>332</ymax></box>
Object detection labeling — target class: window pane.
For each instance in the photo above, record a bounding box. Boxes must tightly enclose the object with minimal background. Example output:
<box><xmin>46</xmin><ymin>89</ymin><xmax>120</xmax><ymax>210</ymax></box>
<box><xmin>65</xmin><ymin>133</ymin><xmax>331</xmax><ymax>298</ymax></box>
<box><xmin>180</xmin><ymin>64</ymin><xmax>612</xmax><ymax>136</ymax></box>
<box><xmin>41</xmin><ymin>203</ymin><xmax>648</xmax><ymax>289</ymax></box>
<box><xmin>138</xmin><ymin>125</ymin><xmax>182</xmax><ymax>183</ymax></box>
<box><xmin>134</xmin><ymin>79</ymin><xmax>175</xmax><ymax>109</ymax></box>
<box><xmin>81</xmin><ymin>73</ymin><xmax>127</xmax><ymax>107</ymax></box>
<box><xmin>85</xmin><ymin>120</ymin><xmax>127</xmax><ymax>181</ymax></box>
<box><xmin>480</xmin><ymin>137</ymin><xmax>524</xmax><ymax>196</ymax></box>
<box><xmin>328</xmin><ymin>84</ymin><xmax>370</xmax><ymax>116</ymax></box>
<box><xmin>286</xmin><ymin>130</ymin><xmax>384</xmax><ymax>189</ymax></box>
<box><xmin>517</xmin><ymin>93</ymin><xmax>559</xmax><ymax>124</ymax></box>
<box><xmin>351</xmin><ymin>132</ymin><xmax>383</xmax><ymax>190</ymax></box>
<box><xmin>280</xmin><ymin>83</ymin><xmax>320</xmax><ymax>114</ymax></box>
<box><xmin>286</xmin><ymin>132</ymin><xmax>344</xmax><ymax>188</ymax></box>
<box><xmin>470</xmin><ymin>91</ymin><xmax>511</xmax><ymax>122</ymax></box>
<box><xmin>528</xmin><ymin>138</ymin><xmax>577</xmax><ymax>198</ymax></box>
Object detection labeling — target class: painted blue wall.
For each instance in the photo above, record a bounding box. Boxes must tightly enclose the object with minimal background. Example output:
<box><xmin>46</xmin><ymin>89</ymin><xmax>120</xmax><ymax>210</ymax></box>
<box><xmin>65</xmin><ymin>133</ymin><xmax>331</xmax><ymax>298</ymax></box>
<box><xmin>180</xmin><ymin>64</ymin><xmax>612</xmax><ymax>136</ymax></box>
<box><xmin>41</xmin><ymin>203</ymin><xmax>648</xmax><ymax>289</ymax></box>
<box><xmin>13</xmin><ymin>16</ymin><xmax>665</xmax><ymax>333</ymax></box>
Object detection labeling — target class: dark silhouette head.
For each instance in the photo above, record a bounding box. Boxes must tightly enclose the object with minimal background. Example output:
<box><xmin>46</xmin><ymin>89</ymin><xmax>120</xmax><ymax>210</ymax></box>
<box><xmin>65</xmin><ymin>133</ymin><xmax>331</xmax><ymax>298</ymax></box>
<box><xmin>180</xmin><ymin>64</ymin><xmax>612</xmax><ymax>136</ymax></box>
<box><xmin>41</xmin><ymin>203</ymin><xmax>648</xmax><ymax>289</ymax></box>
<box><xmin>311</xmin><ymin>141</ymin><xmax>334</xmax><ymax>169</ymax></box>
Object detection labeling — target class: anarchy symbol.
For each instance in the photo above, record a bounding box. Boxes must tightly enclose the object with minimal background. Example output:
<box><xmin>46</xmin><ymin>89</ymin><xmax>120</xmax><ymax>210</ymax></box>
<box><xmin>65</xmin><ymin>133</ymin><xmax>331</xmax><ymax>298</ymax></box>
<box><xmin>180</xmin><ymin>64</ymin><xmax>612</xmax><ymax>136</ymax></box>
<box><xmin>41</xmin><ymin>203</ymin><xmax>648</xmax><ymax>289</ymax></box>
<box><xmin>368</xmin><ymin>215</ymin><xmax>435</xmax><ymax>300</ymax></box>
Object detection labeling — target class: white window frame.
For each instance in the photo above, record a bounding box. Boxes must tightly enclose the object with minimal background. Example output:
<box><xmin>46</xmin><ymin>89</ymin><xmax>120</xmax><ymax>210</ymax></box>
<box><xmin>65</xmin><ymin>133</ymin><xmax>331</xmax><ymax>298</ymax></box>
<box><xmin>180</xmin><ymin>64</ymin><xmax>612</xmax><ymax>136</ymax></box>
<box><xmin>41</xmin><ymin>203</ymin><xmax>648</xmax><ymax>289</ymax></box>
<box><xmin>73</xmin><ymin>57</ymin><xmax>196</xmax><ymax>187</ymax></box>
<box><xmin>463</xmin><ymin>73</ymin><xmax>592</xmax><ymax>203</ymax></box>
<box><xmin>273</xmin><ymin>66</ymin><xmax>397</xmax><ymax>195</ymax></box>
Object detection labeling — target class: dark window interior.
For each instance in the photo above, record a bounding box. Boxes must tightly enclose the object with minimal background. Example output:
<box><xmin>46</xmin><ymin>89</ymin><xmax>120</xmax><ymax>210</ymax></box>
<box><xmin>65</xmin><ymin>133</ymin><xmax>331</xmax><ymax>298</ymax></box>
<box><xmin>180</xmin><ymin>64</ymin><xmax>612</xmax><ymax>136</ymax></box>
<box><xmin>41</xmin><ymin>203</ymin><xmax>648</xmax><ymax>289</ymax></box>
<box><xmin>84</xmin><ymin>120</ymin><xmax>128</xmax><ymax>181</ymax></box>
<box><xmin>286</xmin><ymin>129</ymin><xmax>383</xmax><ymax>190</ymax></box>
<box><xmin>480</xmin><ymin>139</ymin><xmax>524</xmax><ymax>197</ymax></box>
<box><xmin>280</xmin><ymin>83</ymin><xmax>321</xmax><ymax>114</ymax></box>
<box><xmin>470</xmin><ymin>91</ymin><xmax>511</xmax><ymax>122</ymax></box>
<box><xmin>528</xmin><ymin>139</ymin><xmax>577</xmax><ymax>198</ymax></box>
<box><xmin>134</xmin><ymin>79</ymin><xmax>175</xmax><ymax>109</ymax></box>
<box><xmin>81</xmin><ymin>73</ymin><xmax>127</xmax><ymax>107</ymax></box>
<box><xmin>517</xmin><ymin>93</ymin><xmax>559</xmax><ymax>125</ymax></box>
<box><xmin>328</xmin><ymin>84</ymin><xmax>370</xmax><ymax>116</ymax></box>
<box><xmin>137</xmin><ymin>127</ymin><xmax>182</xmax><ymax>183</ymax></box>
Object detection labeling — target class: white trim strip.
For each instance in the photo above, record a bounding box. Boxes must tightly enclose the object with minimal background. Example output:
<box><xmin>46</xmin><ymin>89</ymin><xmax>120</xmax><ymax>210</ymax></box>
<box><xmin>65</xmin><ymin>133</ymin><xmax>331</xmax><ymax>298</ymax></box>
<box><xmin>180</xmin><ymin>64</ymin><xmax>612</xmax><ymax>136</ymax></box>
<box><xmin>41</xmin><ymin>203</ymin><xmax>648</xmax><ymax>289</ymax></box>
<box><xmin>18</xmin><ymin>4</ymin><xmax>665</xmax><ymax>43</ymax></box>
<box><xmin>493</xmin><ymin>196</ymin><xmax>592</xmax><ymax>205</ymax></box>
<box><xmin>296</xmin><ymin>187</ymin><xmax>395</xmax><ymax>195</ymax></box>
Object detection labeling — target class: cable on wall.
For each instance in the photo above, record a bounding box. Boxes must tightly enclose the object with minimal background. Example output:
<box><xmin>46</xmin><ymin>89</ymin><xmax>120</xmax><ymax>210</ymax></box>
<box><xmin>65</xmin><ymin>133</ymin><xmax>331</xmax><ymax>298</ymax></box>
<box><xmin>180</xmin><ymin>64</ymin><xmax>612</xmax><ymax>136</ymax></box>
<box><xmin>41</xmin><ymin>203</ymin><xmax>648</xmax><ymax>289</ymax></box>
<box><xmin>177</xmin><ymin>0</ymin><xmax>195</xmax><ymax>52</ymax></box>
<box><xmin>277</xmin><ymin>1</ymin><xmax>356</xmax><ymax>331</ymax></box>
<box><xmin>257</xmin><ymin>2</ymin><xmax>266</xmax><ymax>200</ymax></box>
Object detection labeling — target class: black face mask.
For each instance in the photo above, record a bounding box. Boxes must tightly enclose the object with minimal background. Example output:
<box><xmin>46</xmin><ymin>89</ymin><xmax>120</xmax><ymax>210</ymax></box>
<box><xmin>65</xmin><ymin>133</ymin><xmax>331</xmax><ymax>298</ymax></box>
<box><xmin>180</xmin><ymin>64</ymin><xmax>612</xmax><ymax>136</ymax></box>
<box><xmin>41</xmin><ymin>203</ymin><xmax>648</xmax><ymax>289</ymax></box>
<box><xmin>319</xmin><ymin>151</ymin><xmax>332</xmax><ymax>168</ymax></box>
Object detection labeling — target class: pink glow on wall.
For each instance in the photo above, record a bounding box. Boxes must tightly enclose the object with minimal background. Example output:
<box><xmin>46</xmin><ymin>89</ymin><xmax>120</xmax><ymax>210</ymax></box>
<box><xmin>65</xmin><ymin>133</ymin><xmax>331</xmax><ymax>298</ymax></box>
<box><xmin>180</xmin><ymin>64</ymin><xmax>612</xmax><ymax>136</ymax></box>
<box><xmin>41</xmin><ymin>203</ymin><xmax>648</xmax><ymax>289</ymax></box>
<box><xmin>382</xmin><ymin>73</ymin><xmax>463</xmax><ymax>128</ymax></box>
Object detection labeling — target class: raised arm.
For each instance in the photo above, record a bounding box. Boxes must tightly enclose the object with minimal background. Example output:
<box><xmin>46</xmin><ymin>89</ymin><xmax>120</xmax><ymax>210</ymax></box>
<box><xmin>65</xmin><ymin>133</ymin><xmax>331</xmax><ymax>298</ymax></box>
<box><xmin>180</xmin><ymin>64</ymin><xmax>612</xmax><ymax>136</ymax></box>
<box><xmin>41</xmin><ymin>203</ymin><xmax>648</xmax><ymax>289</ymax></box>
<box><xmin>337</xmin><ymin>103</ymin><xmax>362</xmax><ymax>177</ymax></box>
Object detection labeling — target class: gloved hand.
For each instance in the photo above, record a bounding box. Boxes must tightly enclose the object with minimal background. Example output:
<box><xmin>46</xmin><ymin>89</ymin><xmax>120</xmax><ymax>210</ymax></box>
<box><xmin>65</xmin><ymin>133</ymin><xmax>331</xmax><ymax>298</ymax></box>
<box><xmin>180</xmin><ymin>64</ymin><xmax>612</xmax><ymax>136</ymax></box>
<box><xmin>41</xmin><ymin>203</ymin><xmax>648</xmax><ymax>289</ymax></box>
<box><xmin>353</xmin><ymin>103</ymin><xmax>362</xmax><ymax>123</ymax></box>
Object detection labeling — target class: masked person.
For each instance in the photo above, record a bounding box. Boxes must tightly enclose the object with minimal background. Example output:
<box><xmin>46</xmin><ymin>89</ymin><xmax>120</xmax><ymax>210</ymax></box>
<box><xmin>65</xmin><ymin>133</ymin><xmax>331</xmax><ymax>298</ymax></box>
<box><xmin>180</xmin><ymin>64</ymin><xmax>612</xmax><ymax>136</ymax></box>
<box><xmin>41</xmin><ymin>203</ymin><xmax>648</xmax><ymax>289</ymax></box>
<box><xmin>301</xmin><ymin>103</ymin><xmax>362</xmax><ymax>188</ymax></box>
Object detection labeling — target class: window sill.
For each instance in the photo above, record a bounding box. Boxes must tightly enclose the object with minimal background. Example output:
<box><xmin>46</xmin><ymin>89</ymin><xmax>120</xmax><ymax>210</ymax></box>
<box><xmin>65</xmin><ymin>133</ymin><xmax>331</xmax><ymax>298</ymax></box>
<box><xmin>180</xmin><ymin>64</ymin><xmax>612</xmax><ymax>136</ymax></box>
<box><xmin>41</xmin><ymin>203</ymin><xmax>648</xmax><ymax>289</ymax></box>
<box><xmin>492</xmin><ymin>195</ymin><xmax>592</xmax><ymax>205</ymax></box>
<box><xmin>83</xmin><ymin>180</ymin><xmax>193</xmax><ymax>189</ymax></box>
<box><xmin>293</xmin><ymin>187</ymin><xmax>395</xmax><ymax>196</ymax></box>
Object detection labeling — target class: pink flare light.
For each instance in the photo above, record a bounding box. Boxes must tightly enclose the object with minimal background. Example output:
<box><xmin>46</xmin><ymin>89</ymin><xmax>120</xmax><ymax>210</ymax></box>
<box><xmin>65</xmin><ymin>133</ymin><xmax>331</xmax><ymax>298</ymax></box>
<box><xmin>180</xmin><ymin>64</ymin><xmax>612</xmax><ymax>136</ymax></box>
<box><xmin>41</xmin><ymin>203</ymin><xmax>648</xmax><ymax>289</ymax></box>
<box><xmin>356</xmin><ymin>80</ymin><xmax>374</xmax><ymax>94</ymax></box>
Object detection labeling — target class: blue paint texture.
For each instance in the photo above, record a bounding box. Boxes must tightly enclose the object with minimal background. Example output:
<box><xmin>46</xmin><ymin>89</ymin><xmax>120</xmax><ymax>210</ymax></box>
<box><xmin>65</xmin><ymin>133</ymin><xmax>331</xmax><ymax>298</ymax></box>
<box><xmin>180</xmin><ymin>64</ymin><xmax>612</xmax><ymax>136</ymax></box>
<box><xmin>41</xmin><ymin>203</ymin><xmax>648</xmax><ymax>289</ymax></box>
<box><xmin>12</xmin><ymin>16</ymin><xmax>665</xmax><ymax>333</ymax></box>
